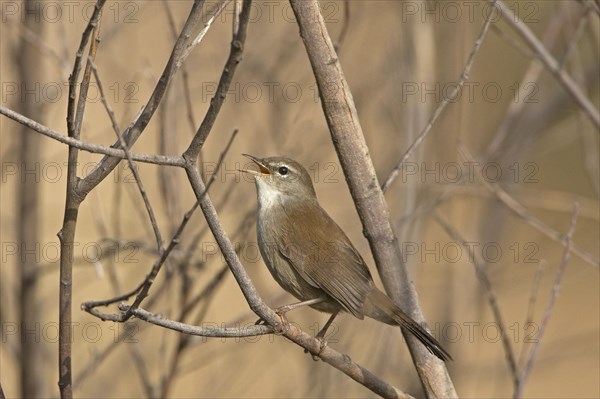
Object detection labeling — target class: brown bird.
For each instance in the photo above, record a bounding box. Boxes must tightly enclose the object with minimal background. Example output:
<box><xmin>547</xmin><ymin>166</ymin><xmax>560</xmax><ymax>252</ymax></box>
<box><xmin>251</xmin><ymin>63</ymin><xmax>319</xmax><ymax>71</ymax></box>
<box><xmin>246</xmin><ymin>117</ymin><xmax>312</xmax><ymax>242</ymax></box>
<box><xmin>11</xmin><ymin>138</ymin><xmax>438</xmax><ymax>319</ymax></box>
<box><xmin>243</xmin><ymin>154</ymin><xmax>451</xmax><ymax>361</ymax></box>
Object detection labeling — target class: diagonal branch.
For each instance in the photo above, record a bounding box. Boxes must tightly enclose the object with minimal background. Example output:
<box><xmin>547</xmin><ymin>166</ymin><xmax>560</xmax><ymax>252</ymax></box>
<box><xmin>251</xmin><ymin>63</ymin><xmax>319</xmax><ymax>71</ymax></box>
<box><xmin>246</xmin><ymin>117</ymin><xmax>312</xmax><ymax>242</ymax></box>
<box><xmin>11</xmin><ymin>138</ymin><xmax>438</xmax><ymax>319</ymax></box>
<box><xmin>496</xmin><ymin>0</ymin><xmax>600</xmax><ymax>129</ymax></box>
<box><xmin>459</xmin><ymin>144</ymin><xmax>598</xmax><ymax>268</ymax></box>
<box><xmin>288</xmin><ymin>0</ymin><xmax>457</xmax><ymax>396</ymax></box>
<box><xmin>434</xmin><ymin>211</ymin><xmax>518</xmax><ymax>383</ymax></box>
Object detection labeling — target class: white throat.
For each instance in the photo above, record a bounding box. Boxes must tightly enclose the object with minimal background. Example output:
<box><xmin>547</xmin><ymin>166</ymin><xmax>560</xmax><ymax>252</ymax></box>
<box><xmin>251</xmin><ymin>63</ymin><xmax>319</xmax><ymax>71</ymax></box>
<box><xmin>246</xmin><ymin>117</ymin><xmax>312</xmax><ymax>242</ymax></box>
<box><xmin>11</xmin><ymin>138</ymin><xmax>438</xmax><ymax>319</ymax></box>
<box><xmin>255</xmin><ymin>178</ymin><xmax>283</xmax><ymax>211</ymax></box>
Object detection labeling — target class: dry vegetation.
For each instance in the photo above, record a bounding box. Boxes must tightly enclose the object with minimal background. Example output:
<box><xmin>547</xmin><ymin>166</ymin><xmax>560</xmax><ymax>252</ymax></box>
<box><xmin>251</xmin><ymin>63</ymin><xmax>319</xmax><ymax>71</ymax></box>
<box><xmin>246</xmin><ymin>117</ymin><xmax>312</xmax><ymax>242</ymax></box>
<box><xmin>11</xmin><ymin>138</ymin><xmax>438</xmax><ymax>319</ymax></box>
<box><xmin>1</xmin><ymin>0</ymin><xmax>599</xmax><ymax>398</ymax></box>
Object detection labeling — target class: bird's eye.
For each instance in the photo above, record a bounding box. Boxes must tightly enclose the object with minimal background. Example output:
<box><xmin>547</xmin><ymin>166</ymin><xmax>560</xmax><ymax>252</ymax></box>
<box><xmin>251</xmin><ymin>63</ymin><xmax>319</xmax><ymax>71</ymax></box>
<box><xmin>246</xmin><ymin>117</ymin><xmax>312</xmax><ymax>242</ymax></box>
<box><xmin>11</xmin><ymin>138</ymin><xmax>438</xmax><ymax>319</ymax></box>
<box><xmin>278</xmin><ymin>166</ymin><xmax>288</xmax><ymax>175</ymax></box>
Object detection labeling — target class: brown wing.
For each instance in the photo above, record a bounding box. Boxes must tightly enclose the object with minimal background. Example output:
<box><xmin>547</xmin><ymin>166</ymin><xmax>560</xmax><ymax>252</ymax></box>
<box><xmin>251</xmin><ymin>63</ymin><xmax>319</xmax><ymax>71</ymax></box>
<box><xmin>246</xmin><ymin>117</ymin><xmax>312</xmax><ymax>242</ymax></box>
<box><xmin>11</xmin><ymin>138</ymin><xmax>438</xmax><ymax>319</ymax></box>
<box><xmin>275</xmin><ymin>200</ymin><xmax>373</xmax><ymax>319</ymax></box>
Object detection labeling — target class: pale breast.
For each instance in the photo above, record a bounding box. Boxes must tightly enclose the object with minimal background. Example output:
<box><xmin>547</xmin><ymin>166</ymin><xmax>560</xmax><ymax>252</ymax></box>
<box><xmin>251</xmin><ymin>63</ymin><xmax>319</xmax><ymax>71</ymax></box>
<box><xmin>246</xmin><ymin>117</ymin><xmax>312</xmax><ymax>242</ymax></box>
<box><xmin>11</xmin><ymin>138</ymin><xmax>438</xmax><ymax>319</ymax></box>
<box><xmin>256</xmin><ymin>195</ymin><xmax>324</xmax><ymax>302</ymax></box>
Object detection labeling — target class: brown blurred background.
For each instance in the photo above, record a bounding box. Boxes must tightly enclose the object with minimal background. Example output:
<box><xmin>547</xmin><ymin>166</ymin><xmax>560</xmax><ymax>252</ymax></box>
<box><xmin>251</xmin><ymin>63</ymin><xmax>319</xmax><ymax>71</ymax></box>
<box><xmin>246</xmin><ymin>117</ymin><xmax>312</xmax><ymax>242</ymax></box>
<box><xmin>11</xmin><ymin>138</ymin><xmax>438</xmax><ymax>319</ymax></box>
<box><xmin>1</xmin><ymin>0</ymin><xmax>599</xmax><ymax>397</ymax></box>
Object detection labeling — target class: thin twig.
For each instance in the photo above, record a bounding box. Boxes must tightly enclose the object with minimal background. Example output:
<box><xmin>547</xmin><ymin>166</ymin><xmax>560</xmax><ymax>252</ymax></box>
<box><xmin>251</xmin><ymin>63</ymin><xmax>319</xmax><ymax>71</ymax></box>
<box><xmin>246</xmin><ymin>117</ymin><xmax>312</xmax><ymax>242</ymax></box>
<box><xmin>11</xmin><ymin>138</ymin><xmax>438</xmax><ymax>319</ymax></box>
<box><xmin>163</xmin><ymin>0</ymin><xmax>198</xmax><ymax>138</ymax></box>
<box><xmin>381</xmin><ymin>0</ymin><xmax>498</xmax><ymax>192</ymax></box>
<box><xmin>90</xmin><ymin>58</ymin><xmax>164</xmax><ymax>251</ymax></box>
<box><xmin>490</xmin><ymin>24</ymin><xmax>537</xmax><ymax>59</ymax></box>
<box><xmin>9</xmin><ymin>17</ymin><xmax>70</xmax><ymax>75</ymax></box>
<box><xmin>0</xmin><ymin>106</ymin><xmax>186</xmax><ymax>167</ymax></box>
<box><xmin>66</xmin><ymin>0</ymin><xmax>106</xmax><ymax>133</ymax></box>
<box><xmin>496</xmin><ymin>0</ymin><xmax>600</xmax><ymax>128</ymax></box>
<box><xmin>333</xmin><ymin>0</ymin><xmax>350</xmax><ymax>52</ymax></box>
<box><xmin>176</xmin><ymin>0</ymin><xmax>231</xmax><ymax>69</ymax></box>
<box><xmin>88</xmin><ymin>58</ymin><xmax>162</xmax><ymax>397</ymax></box>
<box><xmin>558</xmin><ymin>7</ymin><xmax>592</xmax><ymax>70</ymax></box>
<box><xmin>459</xmin><ymin>144</ymin><xmax>598</xmax><ymax>268</ymax></box>
<box><xmin>514</xmin><ymin>203</ymin><xmax>580</xmax><ymax>398</ymax></box>
<box><xmin>518</xmin><ymin>261</ymin><xmax>546</xmax><ymax>369</ymax></box>
<box><xmin>83</xmin><ymin>246</ymin><xmax>411</xmax><ymax>398</ymax></box>
<box><xmin>434</xmin><ymin>211</ymin><xmax>518</xmax><ymax>384</ymax></box>
<box><xmin>485</xmin><ymin>7</ymin><xmax>567</xmax><ymax>160</ymax></box>
<box><xmin>232</xmin><ymin>0</ymin><xmax>242</xmax><ymax>36</ymax></box>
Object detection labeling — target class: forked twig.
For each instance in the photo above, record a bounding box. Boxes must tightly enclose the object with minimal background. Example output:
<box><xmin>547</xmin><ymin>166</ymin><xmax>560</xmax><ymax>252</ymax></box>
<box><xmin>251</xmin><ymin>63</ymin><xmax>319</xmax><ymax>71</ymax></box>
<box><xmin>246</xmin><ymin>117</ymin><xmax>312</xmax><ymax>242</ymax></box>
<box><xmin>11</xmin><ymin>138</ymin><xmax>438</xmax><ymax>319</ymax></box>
<box><xmin>514</xmin><ymin>203</ymin><xmax>580</xmax><ymax>398</ymax></box>
<box><xmin>81</xmin><ymin>129</ymin><xmax>239</xmax><ymax>321</ymax></box>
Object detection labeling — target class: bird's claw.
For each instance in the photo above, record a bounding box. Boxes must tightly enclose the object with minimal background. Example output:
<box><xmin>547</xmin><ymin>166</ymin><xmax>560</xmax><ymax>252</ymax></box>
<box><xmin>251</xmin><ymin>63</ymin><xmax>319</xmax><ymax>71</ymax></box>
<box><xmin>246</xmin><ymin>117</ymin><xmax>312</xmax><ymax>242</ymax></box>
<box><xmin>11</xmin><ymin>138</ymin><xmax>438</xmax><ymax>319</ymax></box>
<box><xmin>304</xmin><ymin>335</ymin><xmax>328</xmax><ymax>361</ymax></box>
<box><xmin>254</xmin><ymin>316</ymin><xmax>289</xmax><ymax>335</ymax></box>
<box><xmin>254</xmin><ymin>306</ymin><xmax>292</xmax><ymax>333</ymax></box>
<box><xmin>274</xmin><ymin>307</ymin><xmax>291</xmax><ymax>335</ymax></box>
<box><xmin>275</xmin><ymin>304</ymin><xmax>293</xmax><ymax>314</ymax></box>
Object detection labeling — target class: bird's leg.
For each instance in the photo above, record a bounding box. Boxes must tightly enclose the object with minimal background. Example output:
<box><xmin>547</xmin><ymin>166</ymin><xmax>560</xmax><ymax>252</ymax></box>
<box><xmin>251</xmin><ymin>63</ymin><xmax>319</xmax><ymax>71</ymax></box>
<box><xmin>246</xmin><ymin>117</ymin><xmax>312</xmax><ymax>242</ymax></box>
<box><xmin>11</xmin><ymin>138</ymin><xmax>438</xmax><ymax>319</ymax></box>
<box><xmin>274</xmin><ymin>297</ymin><xmax>326</xmax><ymax>332</ymax></box>
<box><xmin>306</xmin><ymin>310</ymin><xmax>339</xmax><ymax>360</ymax></box>
<box><xmin>255</xmin><ymin>297</ymin><xmax>326</xmax><ymax>327</ymax></box>
<box><xmin>275</xmin><ymin>297</ymin><xmax>326</xmax><ymax>314</ymax></box>
<box><xmin>315</xmin><ymin>310</ymin><xmax>339</xmax><ymax>341</ymax></box>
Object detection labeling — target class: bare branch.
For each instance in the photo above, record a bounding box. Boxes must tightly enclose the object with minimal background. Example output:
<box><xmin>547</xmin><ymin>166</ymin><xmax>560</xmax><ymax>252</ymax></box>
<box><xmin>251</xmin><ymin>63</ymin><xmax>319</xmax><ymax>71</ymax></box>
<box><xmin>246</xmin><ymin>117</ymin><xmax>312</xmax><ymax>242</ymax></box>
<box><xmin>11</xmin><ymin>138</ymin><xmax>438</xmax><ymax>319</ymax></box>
<box><xmin>66</xmin><ymin>0</ymin><xmax>106</xmax><ymax>134</ymax></box>
<box><xmin>0</xmin><ymin>106</ymin><xmax>186</xmax><ymax>167</ymax></box>
<box><xmin>459</xmin><ymin>144</ymin><xmax>599</xmax><ymax>268</ymax></box>
<box><xmin>381</xmin><ymin>0</ymin><xmax>498</xmax><ymax>193</ymax></box>
<box><xmin>123</xmin><ymin>306</ymin><xmax>275</xmax><ymax>337</ymax></box>
<box><xmin>16</xmin><ymin>0</ymin><xmax>45</xmax><ymax>396</ymax></box>
<box><xmin>485</xmin><ymin>7</ymin><xmax>567</xmax><ymax>160</ymax></box>
<box><xmin>558</xmin><ymin>7</ymin><xmax>592</xmax><ymax>69</ymax></box>
<box><xmin>176</xmin><ymin>0</ymin><xmax>231</xmax><ymax>69</ymax></box>
<box><xmin>518</xmin><ymin>261</ymin><xmax>546</xmax><ymax>369</ymax></box>
<box><xmin>163</xmin><ymin>0</ymin><xmax>198</xmax><ymax>137</ymax></box>
<box><xmin>333</xmin><ymin>0</ymin><xmax>350</xmax><ymax>52</ymax></box>
<box><xmin>496</xmin><ymin>0</ymin><xmax>600</xmax><ymax>128</ymax></box>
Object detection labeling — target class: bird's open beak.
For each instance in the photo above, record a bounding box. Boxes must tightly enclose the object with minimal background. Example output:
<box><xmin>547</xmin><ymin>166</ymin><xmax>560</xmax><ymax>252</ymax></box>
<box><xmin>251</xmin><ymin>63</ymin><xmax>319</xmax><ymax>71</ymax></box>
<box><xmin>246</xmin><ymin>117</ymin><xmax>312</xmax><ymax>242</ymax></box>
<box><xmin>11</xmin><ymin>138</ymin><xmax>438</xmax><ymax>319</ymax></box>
<box><xmin>241</xmin><ymin>153</ymin><xmax>271</xmax><ymax>176</ymax></box>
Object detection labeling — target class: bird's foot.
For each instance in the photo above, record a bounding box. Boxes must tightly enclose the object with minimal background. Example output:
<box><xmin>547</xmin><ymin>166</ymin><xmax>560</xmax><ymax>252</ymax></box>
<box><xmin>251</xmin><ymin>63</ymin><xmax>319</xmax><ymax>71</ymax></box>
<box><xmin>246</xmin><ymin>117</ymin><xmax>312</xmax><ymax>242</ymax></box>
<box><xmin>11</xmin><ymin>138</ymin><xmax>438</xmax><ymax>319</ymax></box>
<box><xmin>304</xmin><ymin>334</ymin><xmax>328</xmax><ymax>361</ymax></box>
<box><xmin>254</xmin><ymin>307</ymin><xmax>292</xmax><ymax>333</ymax></box>
<box><xmin>274</xmin><ymin>307</ymin><xmax>291</xmax><ymax>335</ymax></box>
<box><xmin>274</xmin><ymin>304</ymin><xmax>294</xmax><ymax>314</ymax></box>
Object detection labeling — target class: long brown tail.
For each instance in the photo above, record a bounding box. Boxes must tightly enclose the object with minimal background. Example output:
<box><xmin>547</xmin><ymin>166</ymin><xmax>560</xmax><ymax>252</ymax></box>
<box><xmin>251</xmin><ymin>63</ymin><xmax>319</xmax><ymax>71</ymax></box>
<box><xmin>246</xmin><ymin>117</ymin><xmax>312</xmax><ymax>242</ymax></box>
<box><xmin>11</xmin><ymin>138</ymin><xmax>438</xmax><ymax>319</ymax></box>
<box><xmin>364</xmin><ymin>288</ymin><xmax>452</xmax><ymax>361</ymax></box>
